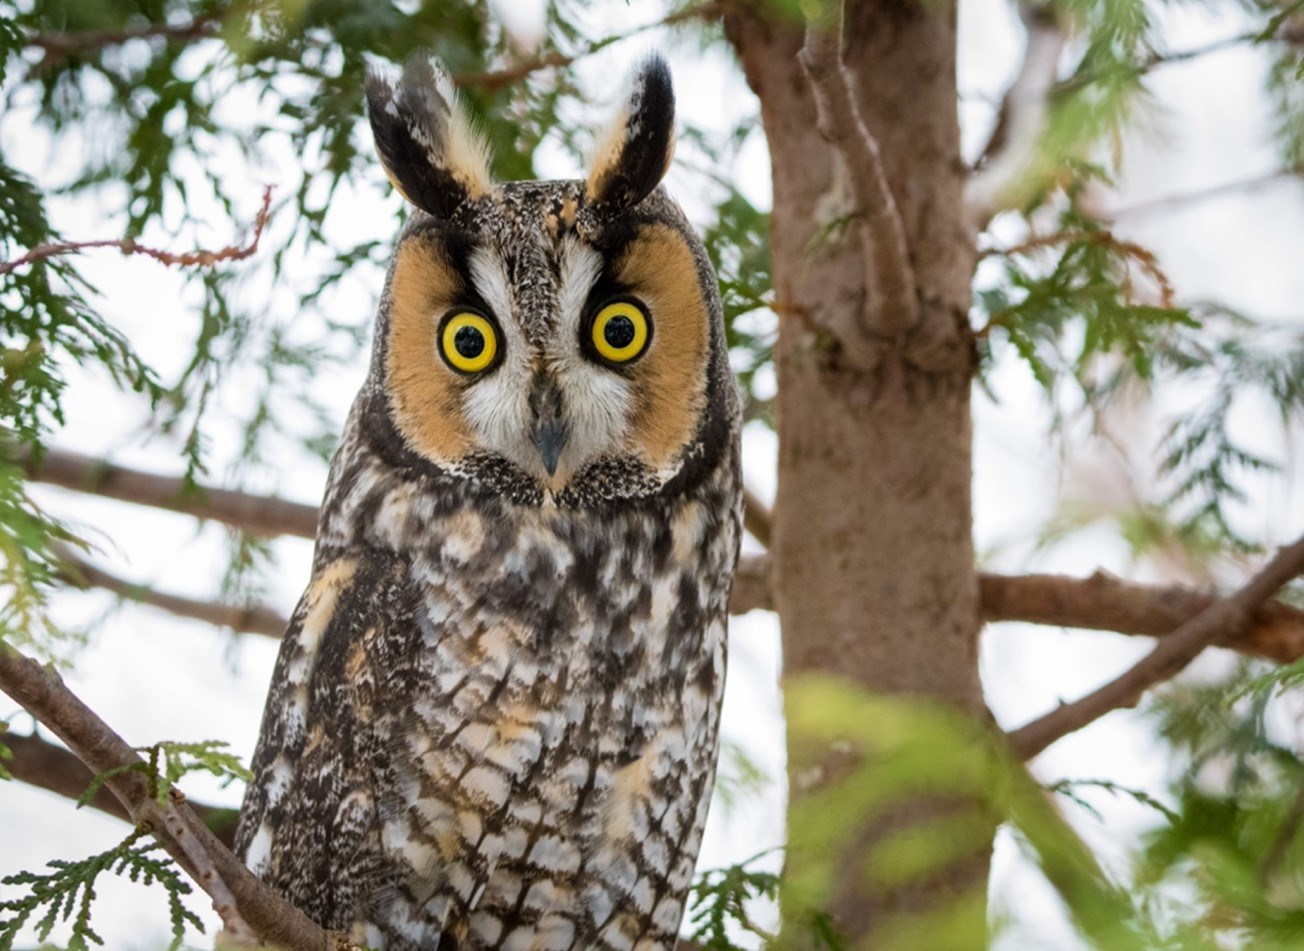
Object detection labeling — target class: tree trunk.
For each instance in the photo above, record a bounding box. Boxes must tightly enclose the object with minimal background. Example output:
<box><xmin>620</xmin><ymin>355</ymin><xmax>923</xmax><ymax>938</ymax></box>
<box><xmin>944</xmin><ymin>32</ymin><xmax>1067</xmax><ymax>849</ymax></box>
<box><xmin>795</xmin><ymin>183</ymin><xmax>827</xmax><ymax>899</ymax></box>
<box><xmin>726</xmin><ymin>1</ymin><xmax>984</xmax><ymax>944</ymax></box>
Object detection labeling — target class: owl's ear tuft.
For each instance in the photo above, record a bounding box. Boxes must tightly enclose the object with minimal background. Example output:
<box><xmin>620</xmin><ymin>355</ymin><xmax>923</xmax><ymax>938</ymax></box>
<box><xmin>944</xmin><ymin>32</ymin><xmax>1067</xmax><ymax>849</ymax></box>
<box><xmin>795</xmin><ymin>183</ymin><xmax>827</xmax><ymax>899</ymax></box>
<box><xmin>585</xmin><ymin>55</ymin><xmax>676</xmax><ymax>210</ymax></box>
<box><xmin>366</xmin><ymin>53</ymin><xmax>493</xmax><ymax>217</ymax></box>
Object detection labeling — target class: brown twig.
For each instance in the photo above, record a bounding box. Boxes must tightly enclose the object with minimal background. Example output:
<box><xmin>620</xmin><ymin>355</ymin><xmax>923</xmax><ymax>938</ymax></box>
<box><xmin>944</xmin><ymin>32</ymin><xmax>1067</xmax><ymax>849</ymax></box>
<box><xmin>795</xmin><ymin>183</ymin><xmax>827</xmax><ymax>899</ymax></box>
<box><xmin>979</xmin><ymin>228</ymin><xmax>1175</xmax><ymax>308</ymax></box>
<box><xmin>0</xmin><ymin>186</ymin><xmax>273</xmax><ymax>277</ymax></box>
<box><xmin>1008</xmin><ymin>531</ymin><xmax>1304</xmax><ymax>760</ymax></box>
<box><xmin>1104</xmin><ymin>165</ymin><xmax>1304</xmax><ymax>221</ymax></box>
<box><xmin>453</xmin><ymin>2</ymin><xmax>725</xmax><ymax>93</ymax></box>
<box><xmin>55</xmin><ymin>546</ymin><xmax>288</xmax><ymax>638</ymax></box>
<box><xmin>0</xmin><ymin>644</ymin><xmax>352</xmax><ymax>950</ymax></box>
<box><xmin>967</xmin><ymin>3</ymin><xmax>1067</xmax><ymax>228</ymax></box>
<box><xmin>798</xmin><ymin>1</ymin><xmax>918</xmax><ymax>339</ymax></box>
<box><xmin>22</xmin><ymin>447</ymin><xmax>318</xmax><ymax>539</ymax></box>
<box><xmin>25</xmin><ymin>15</ymin><xmax>224</xmax><ymax>57</ymax></box>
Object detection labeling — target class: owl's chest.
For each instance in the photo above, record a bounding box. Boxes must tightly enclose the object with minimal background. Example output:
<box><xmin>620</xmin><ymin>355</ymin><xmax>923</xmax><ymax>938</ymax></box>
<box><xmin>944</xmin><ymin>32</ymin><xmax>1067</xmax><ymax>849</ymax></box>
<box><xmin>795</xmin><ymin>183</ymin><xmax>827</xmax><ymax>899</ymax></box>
<box><xmin>359</xmin><ymin>499</ymin><xmax>731</xmax><ymax>945</ymax></box>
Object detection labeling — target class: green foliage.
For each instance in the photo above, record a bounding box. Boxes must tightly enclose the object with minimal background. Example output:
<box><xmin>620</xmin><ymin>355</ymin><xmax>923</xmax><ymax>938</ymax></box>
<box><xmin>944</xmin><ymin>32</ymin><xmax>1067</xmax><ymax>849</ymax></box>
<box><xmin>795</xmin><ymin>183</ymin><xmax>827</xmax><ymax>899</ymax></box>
<box><xmin>78</xmin><ymin>739</ymin><xmax>252</xmax><ymax>808</ymax></box>
<box><xmin>0</xmin><ymin>830</ymin><xmax>202</xmax><ymax>951</ymax></box>
<box><xmin>1133</xmin><ymin>666</ymin><xmax>1304</xmax><ymax>949</ymax></box>
<box><xmin>781</xmin><ymin>675</ymin><xmax>1147</xmax><ymax>951</ymax></box>
<box><xmin>688</xmin><ymin>850</ymin><xmax>781</xmax><ymax>948</ymax></box>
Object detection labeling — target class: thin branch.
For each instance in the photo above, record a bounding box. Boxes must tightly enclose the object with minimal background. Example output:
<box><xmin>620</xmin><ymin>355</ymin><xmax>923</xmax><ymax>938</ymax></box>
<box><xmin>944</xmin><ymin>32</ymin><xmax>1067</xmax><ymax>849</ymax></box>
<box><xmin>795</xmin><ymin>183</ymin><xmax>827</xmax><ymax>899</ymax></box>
<box><xmin>980</xmin><ymin>570</ymin><xmax>1304</xmax><ymax>664</ymax></box>
<box><xmin>1104</xmin><ymin>165</ymin><xmax>1304</xmax><ymax>221</ymax></box>
<box><xmin>978</xmin><ymin>228</ymin><xmax>1176</xmax><ymax>308</ymax></box>
<box><xmin>0</xmin><ymin>644</ymin><xmax>353</xmax><ymax>950</ymax></box>
<box><xmin>24</xmin><ymin>14</ymin><xmax>223</xmax><ymax>65</ymax></box>
<box><xmin>22</xmin><ymin>447</ymin><xmax>318</xmax><ymax>538</ymax></box>
<box><xmin>2</xmin><ymin>730</ymin><xmax>237</xmax><ymax>846</ymax></box>
<box><xmin>798</xmin><ymin>1</ymin><xmax>918</xmax><ymax>338</ymax></box>
<box><xmin>56</xmin><ymin>547</ymin><xmax>287</xmax><ymax>638</ymax></box>
<box><xmin>1008</xmin><ymin>531</ymin><xmax>1304</xmax><ymax>760</ymax></box>
<box><xmin>453</xmin><ymin>2</ymin><xmax>726</xmax><ymax>93</ymax></box>
<box><xmin>966</xmin><ymin>3</ymin><xmax>1066</xmax><ymax>228</ymax></box>
<box><xmin>0</xmin><ymin>186</ymin><xmax>272</xmax><ymax>277</ymax></box>
<box><xmin>1056</xmin><ymin>4</ymin><xmax>1304</xmax><ymax>99</ymax></box>
<box><xmin>742</xmin><ymin>485</ymin><xmax>772</xmax><ymax>549</ymax></box>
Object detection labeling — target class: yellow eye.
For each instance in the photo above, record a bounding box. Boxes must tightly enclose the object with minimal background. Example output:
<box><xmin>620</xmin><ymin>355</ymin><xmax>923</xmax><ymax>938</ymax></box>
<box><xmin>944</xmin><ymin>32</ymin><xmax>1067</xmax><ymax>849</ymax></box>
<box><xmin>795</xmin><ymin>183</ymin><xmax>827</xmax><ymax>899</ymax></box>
<box><xmin>439</xmin><ymin>311</ymin><xmax>498</xmax><ymax>374</ymax></box>
<box><xmin>590</xmin><ymin>299</ymin><xmax>650</xmax><ymax>364</ymax></box>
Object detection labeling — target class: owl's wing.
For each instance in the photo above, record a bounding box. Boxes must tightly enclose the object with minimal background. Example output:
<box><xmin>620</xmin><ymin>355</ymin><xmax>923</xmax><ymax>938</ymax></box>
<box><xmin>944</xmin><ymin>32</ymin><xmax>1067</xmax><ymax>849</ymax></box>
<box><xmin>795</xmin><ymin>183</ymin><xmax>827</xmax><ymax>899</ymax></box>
<box><xmin>235</xmin><ymin>546</ymin><xmax>419</xmax><ymax>929</ymax></box>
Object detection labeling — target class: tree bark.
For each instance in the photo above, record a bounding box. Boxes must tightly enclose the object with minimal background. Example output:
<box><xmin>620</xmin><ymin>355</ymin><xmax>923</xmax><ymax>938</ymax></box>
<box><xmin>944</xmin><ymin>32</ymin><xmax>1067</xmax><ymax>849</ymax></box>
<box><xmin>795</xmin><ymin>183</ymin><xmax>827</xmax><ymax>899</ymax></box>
<box><xmin>727</xmin><ymin>1</ymin><xmax>983</xmax><ymax>944</ymax></box>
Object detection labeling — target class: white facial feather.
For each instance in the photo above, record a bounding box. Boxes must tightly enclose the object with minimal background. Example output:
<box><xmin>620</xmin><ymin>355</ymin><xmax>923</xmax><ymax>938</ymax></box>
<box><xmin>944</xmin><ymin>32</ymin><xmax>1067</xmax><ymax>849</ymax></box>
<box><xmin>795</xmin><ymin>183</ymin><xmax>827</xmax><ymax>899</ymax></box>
<box><xmin>459</xmin><ymin>241</ymin><xmax>632</xmax><ymax>484</ymax></box>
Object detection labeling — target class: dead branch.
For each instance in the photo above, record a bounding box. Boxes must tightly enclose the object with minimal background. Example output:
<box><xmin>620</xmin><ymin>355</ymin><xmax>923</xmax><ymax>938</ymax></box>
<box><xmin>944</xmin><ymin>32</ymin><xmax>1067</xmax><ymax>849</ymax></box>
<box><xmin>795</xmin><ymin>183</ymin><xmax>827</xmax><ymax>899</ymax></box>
<box><xmin>798</xmin><ymin>1</ymin><xmax>918</xmax><ymax>339</ymax></box>
<box><xmin>56</xmin><ymin>547</ymin><xmax>287</xmax><ymax>638</ymax></box>
<box><xmin>453</xmin><ymin>2</ymin><xmax>725</xmax><ymax>93</ymax></box>
<box><xmin>0</xmin><ymin>186</ymin><xmax>272</xmax><ymax>276</ymax></box>
<box><xmin>22</xmin><ymin>447</ymin><xmax>317</xmax><ymax>538</ymax></box>
<box><xmin>742</xmin><ymin>485</ymin><xmax>772</xmax><ymax>549</ymax></box>
<box><xmin>966</xmin><ymin>3</ymin><xmax>1066</xmax><ymax>228</ymax></box>
<box><xmin>980</xmin><ymin>570</ymin><xmax>1304</xmax><ymax>664</ymax></box>
<box><xmin>979</xmin><ymin>228</ymin><xmax>1176</xmax><ymax>307</ymax></box>
<box><xmin>1008</xmin><ymin>531</ymin><xmax>1304</xmax><ymax>760</ymax></box>
<box><xmin>1104</xmin><ymin>164</ymin><xmax>1304</xmax><ymax>221</ymax></box>
<box><xmin>0</xmin><ymin>644</ymin><xmax>353</xmax><ymax>950</ymax></box>
<box><xmin>24</xmin><ymin>13</ymin><xmax>223</xmax><ymax>71</ymax></box>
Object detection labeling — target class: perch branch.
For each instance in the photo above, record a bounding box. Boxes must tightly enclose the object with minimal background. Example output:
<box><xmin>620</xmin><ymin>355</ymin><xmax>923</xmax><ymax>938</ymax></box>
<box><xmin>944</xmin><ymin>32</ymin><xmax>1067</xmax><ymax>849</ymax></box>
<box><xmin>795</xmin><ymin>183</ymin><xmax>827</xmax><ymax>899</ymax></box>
<box><xmin>22</xmin><ymin>447</ymin><xmax>318</xmax><ymax>538</ymax></box>
<box><xmin>0</xmin><ymin>645</ymin><xmax>353</xmax><ymax>950</ymax></box>
<box><xmin>0</xmin><ymin>187</ymin><xmax>272</xmax><ymax>276</ymax></box>
<box><xmin>55</xmin><ymin>547</ymin><xmax>287</xmax><ymax>638</ymax></box>
<box><xmin>966</xmin><ymin>3</ymin><xmax>1066</xmax><ymax>228</ymax></box>
<box><xmin>798</xmin><ymin>1</ymin><xmax>918</xmax><ymax>337</ymax></box>
<box><xmin>1008</xmin><ymin>531</ymin><xmax>1304</xmax><ymax>760</ymax></box>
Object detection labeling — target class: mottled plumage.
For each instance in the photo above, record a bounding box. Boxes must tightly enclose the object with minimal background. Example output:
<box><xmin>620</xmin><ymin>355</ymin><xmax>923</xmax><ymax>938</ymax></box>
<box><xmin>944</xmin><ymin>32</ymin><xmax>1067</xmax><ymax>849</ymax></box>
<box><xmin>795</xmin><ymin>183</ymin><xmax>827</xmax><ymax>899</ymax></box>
<box><xmin>235</xmin><ymin>52</ymin><xmax>742</xmax><ymax>950</ymax></box>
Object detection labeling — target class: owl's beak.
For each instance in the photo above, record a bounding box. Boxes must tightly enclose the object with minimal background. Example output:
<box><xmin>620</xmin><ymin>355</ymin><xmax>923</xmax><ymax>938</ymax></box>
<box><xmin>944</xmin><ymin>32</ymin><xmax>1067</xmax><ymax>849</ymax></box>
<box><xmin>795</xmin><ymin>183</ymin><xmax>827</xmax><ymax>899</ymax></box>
<box><xmin>529</xmin><ymin>377</ymin><xmax>569</xmax><ymax>477</ymax></box>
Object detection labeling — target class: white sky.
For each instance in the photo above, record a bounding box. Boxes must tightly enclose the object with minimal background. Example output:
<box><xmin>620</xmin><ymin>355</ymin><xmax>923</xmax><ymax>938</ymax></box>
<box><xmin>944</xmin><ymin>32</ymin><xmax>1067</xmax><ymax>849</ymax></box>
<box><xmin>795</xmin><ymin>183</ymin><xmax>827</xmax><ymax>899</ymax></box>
<box><xmin>3</xmin><ymin>0</ymin><xmax>1304</xmax><ymax>948</ymax></box>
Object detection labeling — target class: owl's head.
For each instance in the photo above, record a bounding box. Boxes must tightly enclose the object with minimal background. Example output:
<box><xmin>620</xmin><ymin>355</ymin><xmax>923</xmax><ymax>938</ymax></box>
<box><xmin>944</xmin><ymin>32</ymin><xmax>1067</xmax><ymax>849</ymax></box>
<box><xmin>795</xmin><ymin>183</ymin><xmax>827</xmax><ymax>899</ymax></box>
<box><xmin>359</xmin><ymin>53</ymin><xmax>737</xmax><ymax>507</ymax></box>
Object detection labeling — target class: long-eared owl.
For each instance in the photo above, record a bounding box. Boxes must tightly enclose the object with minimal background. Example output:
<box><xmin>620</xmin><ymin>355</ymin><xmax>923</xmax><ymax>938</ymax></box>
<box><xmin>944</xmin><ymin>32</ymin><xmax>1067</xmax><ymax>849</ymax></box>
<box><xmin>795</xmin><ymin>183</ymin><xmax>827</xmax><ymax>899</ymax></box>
<box><xmin>234</xmin><ymin>51</ymin><xmax>742</xmax><ymax>950</ymax></box>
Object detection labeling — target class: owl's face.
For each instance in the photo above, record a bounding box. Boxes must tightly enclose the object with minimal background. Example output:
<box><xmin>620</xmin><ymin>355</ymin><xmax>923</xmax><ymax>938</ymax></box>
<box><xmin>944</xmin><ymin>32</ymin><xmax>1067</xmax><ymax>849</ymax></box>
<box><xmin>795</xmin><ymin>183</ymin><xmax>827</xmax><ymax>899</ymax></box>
<box><xmin>363</xmin><ymin>56</ymin><xmax>733</xmax><ymax>505</ymax></box>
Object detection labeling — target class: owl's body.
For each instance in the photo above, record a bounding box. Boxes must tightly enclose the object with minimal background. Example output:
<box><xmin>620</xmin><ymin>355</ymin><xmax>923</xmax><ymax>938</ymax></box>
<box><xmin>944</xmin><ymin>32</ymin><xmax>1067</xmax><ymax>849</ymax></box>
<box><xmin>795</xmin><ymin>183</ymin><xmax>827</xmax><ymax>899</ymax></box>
<box><xmin>235</xmin><ymin>57</ymin><xmax>741</xmax><ymax>950</ymax></box>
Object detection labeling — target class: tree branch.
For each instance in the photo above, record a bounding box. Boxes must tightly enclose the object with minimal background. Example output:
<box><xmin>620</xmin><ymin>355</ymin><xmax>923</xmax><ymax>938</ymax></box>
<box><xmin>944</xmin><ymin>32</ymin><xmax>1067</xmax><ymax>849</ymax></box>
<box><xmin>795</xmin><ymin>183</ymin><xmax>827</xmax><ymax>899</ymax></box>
<box><xmin>798</xmin><ymin>1</ymin><xmax>918</xmax><ymax>338</ymax></box>
<box><xmin>25</xmin><ymin>15</ymin><xmax>223</xmax><ymax>56</ymax></box>
<box><xmin>22</xmin><ymin>447</ymin><xmax>317</xmax><ymax>538</ymax></box>
<box><xmin>742</xmin><ymin>485</ymin><xmax>772</xmax><ymax>549</ymax></box>
<box><xmin>980</xmin><ymin>570</ymin><xmax>1304</xmax><ymax>664</ymax></box>
<box><xmin>966</xmin><ymin>3</ymin><xmax>1066</xmax><ymax>228</ymax></box>
<box><xmin>2</xmin><ymin>730</ymin><xmax>238</xmax><ymax>847</ymax></box>
<box><xmin>1008</xmin><ymin>531</ymin><xmax>1304</xmax><ymax>760</ymax></box>
<box><xmin>453</xmin><ymin>2</ymin><xmax>726</xmax><ymax>93</ymax></box>
<box><xmin>0</xmin><ymin>187</ymin><xmax>272</xmax><ymax>276</ymax></box>
<box><xmin>55</xmin><ymin>547</ymin><xmax>287</xmax><ymax>638</ymax></box>
<box><xmin>25</xmin><ymin>446</ymin><xmax>1304</xmax><ymax>664</ymax></box>
<box><xmin>730</xmin><ymin>553</ymin><xmax>772</xmax><ymax>615</ymax></box>
<box><xmin>0</xmin><ymin>645</ymin><xmax>352</xmax><ymax>950</ymax></box>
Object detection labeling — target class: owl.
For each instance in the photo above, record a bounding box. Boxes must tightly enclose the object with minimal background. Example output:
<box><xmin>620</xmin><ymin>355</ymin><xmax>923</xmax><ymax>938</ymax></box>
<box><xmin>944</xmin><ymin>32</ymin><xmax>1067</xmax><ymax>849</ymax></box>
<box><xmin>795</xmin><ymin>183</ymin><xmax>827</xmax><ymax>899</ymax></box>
<box><xmin>234</xmin><ymin>51</ymin><xmax>742</xmax><ymax>951</ymax></box>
